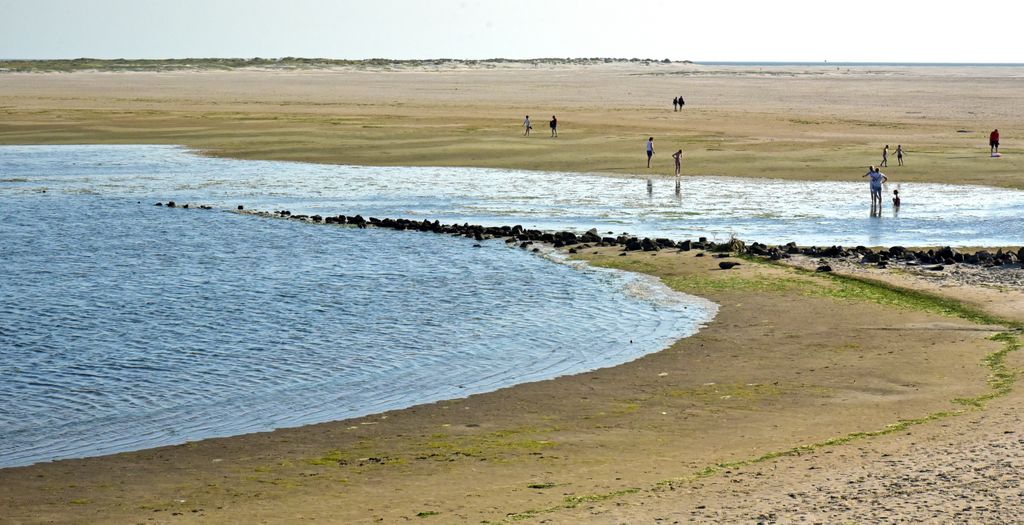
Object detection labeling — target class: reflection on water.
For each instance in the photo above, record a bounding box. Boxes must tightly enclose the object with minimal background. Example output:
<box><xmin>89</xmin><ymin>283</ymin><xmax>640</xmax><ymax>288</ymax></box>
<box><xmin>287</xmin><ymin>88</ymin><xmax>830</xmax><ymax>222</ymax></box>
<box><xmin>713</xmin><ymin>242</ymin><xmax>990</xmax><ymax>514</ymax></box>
<box><xmin>0</xmin><ymin>191</ymin><xmax>714</xmax><ymax>467</ymax></box>
<box><xmin>2</xmin><ymin>145</ymin><xmax>1020</xmax><ymax>247</ymax></box>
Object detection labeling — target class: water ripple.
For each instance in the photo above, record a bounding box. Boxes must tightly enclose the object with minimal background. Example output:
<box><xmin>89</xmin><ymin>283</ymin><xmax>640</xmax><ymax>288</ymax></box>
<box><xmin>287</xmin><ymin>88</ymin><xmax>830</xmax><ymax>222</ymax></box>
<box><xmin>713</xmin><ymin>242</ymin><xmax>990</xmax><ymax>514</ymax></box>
<box><xmin>0</xmin><ymin>183</ymin><xmax>714</xmax><ymax>467</ymax></box>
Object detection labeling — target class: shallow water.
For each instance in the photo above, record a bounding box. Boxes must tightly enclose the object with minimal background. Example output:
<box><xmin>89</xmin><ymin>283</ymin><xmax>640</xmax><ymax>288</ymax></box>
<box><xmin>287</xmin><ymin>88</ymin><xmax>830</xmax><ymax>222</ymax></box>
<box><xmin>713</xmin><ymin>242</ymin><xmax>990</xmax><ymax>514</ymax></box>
<box><xmin>1</xmin><ymin>144</ymin><xmax>1020</xmax><ymax>468</ymax></box>
<box><xmin>3</xmin><ymin>145</ymin><xmax>1021</xmax><ymax>247</ymax></box>
<box><xmin>0</xmin><ymin>190</ymin><xmax>712</xmax><ymax>467</ymax></box>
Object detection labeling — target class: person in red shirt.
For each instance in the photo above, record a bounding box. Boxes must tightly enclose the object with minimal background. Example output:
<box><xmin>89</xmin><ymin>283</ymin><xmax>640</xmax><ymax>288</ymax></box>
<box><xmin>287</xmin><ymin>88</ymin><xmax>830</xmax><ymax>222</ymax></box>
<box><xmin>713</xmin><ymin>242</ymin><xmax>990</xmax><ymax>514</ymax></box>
<box><xmin>990</xmin><ymin>129</ymin><xmax>1000</xmax><ymax>154</ymax></box>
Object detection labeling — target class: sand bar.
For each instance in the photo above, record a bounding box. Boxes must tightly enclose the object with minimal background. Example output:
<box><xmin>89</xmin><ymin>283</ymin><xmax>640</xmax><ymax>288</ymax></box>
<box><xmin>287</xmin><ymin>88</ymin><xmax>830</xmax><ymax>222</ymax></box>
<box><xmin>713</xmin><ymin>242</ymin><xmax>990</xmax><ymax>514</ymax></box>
<box><xmin>1</xmin><ymin>63</ymin><xmax>1023</xmax><ymax>523</ymax></box>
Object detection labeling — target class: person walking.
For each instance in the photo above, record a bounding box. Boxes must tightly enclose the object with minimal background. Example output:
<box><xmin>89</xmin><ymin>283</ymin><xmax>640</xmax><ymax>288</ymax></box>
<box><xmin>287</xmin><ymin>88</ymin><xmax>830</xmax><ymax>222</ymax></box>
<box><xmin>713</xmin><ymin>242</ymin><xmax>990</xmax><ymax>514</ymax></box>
<box><xmin>673</xmin><ymin>96</ymin><xmax>679</xmax><ymax>111</ymax></box>
<box><xmin>896</xmin><ymin>145</ymin><xmax>904</xmax><ymax>166</ymax></box>
<box><xmin>549</xmin><ymin>115</ymin><xmax>558</xmax><ymax>137</ymax></box>
<box><xmin>881</xmin><ymin>145</ymin><xmax>889</xmax><ymax>167</ymax></box>
<box><xmin>863</xmin><ymin>166</ymin><xmax>888</xmax><ymax>208</ymax></box>
<box><xmin>678</xmin><ymin>95</ymin><xmax>685</xmax><ymax>108</ymax></box>
<box><xmin>672</xmin><ymin>149</ymin><xmax>683</xmax><ymax>175</ymax></box>
<box><xmin>990</xmin><ymin>129</ymin><xmax>1000</xmax><ymax>154</ymax></box>
<box><xmin>522</xmin><ymin>115</ymin><xmax>532</xmax><ymax>136</ymax></box>
<box><xmin>646</xmin><ymin>137</ymin><xmax>655</xmax><ymax>168</ymax></box>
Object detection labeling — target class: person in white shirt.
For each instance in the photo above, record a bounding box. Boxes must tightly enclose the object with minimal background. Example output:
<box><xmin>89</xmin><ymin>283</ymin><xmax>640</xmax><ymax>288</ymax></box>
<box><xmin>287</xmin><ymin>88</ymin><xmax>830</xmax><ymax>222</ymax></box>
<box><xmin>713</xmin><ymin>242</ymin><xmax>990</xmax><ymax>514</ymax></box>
<box><xmin>522</xmin><ymin>115</ymin><xmax>532</xmax><ymax>136</ymax></box>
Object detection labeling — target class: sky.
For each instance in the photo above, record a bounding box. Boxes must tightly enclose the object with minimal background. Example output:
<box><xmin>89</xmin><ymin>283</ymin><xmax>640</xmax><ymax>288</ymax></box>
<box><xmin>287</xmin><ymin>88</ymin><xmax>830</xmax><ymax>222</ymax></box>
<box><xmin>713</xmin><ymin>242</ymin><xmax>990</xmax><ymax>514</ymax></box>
<box><xmin>1</xmin><ymin>0</ymin><xmax>1022</xmax><ymax>63</ymax></box>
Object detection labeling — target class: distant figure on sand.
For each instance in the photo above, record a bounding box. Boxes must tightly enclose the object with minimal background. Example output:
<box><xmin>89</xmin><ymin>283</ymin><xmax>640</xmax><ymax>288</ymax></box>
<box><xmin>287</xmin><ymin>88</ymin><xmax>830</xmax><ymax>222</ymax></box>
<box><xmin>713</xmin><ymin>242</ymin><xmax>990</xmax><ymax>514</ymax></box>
<box><xmin>892</xmin><ymin>189</ymin><xmax>901</xmax><ymax>207</ymax></box>
<box><xmin>896</xmin><ymin>145</ymin><xmax>904</xmax><ymax>166</ymax></box>
<box><xmin>646</xmin><ymin>137</ymin><xmax>655</xmax><ymax>168</ymax></box>
<box><xmin>672</xmin><ymin>149</ymin><xmax>683</xmax><ymax>175</ymax></box>
<box><xmin>550</xmin><ymin>115</ymin><xmax>558</xmax><ymax>137</ymax></box>
<box><xmin>881</xmin><ymin>145</ymin><xmax>889</xmax><ymax>167</ymax></box>
<box><xmin>522</xmin><ymin>115</ymin><xmax>532</xmax><ymax>136</ymax></box>
<box><xmin>672</xmin><ymin>97</ymin><xmax>678</xmax><ymax>111</ymax></box>
<box><xmin>678</xmin><ymin>95</ymin><xmax>685</xmax><ymax>108</ymax></box>
<box><xmin>990</xmin><ymin>129</ymin><xmax>1000</xmax><ymax>154</ymax></box>
<box><xmin>863</xmin><ymin>166</ymin><xmax>888</xmax><ymax>208</ymax></box>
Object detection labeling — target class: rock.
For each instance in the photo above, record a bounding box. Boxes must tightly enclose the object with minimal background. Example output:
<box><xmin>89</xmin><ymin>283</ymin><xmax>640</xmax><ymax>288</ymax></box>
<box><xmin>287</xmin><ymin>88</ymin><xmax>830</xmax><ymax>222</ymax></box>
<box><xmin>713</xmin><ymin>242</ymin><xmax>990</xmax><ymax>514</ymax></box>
<box><xmin>713</xmin><ymin>253</ymin><xmax>731</xmax><ymax>258</ymax></box>
<box><xmin>624</xmin><ymin>238</ymin><xmax>643</xmax><ymax>251</ymax></box>
<box><xmin>816</xmin><ymin>265</ymin><xmax>833</xmax><ymax>272</ymax></box>
<box><xmin>928</xmin><ymin>265</ymin><xmax>945</xmax><ymax>271</ymax></box>
<box><xmin>472</xmin><ymin>243</ymin><xmax>482</xmax><ymax>248</ymax></box>
<box><xmin>166</xmin><ymin>201</ymin><xmax>176</xmax><ymax>208</ymax></box>
<box><xmin>581</xmin><ymin>228</ymin><xmax>602</xmax><ymax>243</ymax></box>
<box><xmin>237</xmin><ymin>205</ymin><xmax>244</xmax><ymax>210</ymax></box>
<box><xmin>182</xmin><ymin>203</ymin><xmax>189</xmax><ymax>209</ymax></box>
<box><xmin>719</xmin><ymin>261</ymin><xmax>740</xmax><ymax>270</ymax></box>
<box><xmin>154</xmin><ymin>202</ymin><xmax>163</xmax><ymax>206</ymax></box>
<box><xmin>641</xmin><ymin>238</ymin><xmax>660</xmax><ymax>251</ymax></box>
<box><xmin>678</xmin><ymin>240</ymin><xmax>692</xmax><ymax>251</ymax></box>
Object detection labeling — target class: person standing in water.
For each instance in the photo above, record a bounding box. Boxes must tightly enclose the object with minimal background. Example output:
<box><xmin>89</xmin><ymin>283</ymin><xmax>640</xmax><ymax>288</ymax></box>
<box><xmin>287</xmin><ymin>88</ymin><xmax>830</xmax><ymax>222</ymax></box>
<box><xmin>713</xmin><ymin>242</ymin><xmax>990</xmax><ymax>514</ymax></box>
<box><xmin>646</xmin><ymin>137</ymin><xmax>655</xmax><ymax>168</ymax></box>
<box><xmin>522</xmin><ymin>115</ymin><xmax>532</xmax><ymax>136</ymax></box>
<box><xmin>881</xmin><ymin>145</ymin><xmax>889</xmax><ymax>167</ymax></box>
<box><xmin>896</xmin><ymin>145</ymin><xmax>904</xmax><ymax>166</ymax></box>
<box><xmin>990</xmin><ymin>129</ymin><xmax>1000</xmax><ymax>154</ymax></box>
<box><xmin>672</xmin><ymin>149</ymin><xmax>683</xmax><ymax>176</ymax></box>
<box><xmin>892</xmin><ymin>189</ymin><xmax>901</xmax><ymax>207</ymax></box>
<box><xmin>549</xmin><ymin>115</ymin><xmax>558</xmax><ymax>137</ymax></box>
<box><xmin>863</xmin><ymin>166</ymin><xmax>887</xmax><ymax>208</ymax></box>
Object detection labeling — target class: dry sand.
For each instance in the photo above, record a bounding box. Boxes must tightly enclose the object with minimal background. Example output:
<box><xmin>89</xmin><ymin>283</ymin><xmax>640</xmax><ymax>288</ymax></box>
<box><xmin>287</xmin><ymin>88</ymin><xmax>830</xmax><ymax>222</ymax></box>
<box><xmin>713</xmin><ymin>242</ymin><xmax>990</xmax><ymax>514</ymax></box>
<box><xmin>1</xmin><ymin>62</ymin><xmax>1023</xmax><ymax>187</ymax></box>
<box><xmin>1</xmin><ymin>63</ymin><xmax>1022</xmax><ymax>523</ymax></box>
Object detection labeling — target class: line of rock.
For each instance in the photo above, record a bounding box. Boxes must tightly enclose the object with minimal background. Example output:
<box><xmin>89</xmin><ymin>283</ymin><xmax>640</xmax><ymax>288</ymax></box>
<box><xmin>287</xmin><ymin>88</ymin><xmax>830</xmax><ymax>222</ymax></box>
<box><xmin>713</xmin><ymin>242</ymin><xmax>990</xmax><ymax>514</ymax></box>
<box><xmin>154</xmin><ymin>202</ymin><xmax>1024</xmax><ymax>271</ymax></box>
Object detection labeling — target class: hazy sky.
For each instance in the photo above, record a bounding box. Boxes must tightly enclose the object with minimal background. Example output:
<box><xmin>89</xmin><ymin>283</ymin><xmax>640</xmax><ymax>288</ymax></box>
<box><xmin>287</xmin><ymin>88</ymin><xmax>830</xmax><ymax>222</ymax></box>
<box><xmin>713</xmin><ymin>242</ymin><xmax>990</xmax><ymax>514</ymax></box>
<box><xmin>1</xmin><ymin>0</ymin><xmax>1021</xmax><ymax>62</ymax></box>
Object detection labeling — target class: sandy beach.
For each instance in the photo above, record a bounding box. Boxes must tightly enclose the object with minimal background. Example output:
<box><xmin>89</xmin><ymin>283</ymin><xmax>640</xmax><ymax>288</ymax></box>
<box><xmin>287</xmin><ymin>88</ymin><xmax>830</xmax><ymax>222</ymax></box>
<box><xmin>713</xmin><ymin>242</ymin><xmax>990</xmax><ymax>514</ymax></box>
<box><xmin>1</xmin><ymin>62</ymin><xmax>1023</xmax><ymax>523</ymax></box>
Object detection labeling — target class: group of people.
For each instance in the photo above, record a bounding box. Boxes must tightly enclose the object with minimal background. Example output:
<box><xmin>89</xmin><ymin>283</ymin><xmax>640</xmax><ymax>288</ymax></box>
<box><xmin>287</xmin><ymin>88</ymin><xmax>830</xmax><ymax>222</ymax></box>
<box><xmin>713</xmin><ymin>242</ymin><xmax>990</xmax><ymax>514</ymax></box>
<box><xmin>863</xmin><ymin>166</ymin><xmax>898</xmax><ymax>210</ymax></box>
<box><xmin>879</xmin><ymin>144</ymin><xmax>904</xmax><ymax>167</ymax></box>
<box><xmin>522</xmin><ymin>115</ymin><xmax>558</xmax><ymax>137</ymax></box>
<box><xmin>672</xmin><ymin>96</ymin><xmax>686</xmax><ymax>111</ymax></box>
<box><xmin>644</xmin><ymin>137</ymin><xmax>684</xmax><ymax>175</ymax></box>
<box><xmin>519</xmin><ymin>114</ymin><xmax>1003</xmax><ymax>214</ymax></box>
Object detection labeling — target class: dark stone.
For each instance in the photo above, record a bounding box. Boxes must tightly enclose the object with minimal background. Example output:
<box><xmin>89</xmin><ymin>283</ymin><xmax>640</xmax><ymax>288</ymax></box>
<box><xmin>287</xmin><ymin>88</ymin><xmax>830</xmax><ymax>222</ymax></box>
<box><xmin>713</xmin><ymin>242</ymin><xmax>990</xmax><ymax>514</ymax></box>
<box><xmin>472</xmin><ymin>243</ymin><xmax>482</xmax><ymax>248</ymax></box>
<box><xmin>166</xmin><ymin>201</ymin><xmax>176</xmax><ymax>208</ymax></box>
<box><xmin>713</xmin><ymin>253</ymin><xmax>730</xmax><ymax>258</ymax></box>
<box><xmin>624</xmin><ymin>238</ymin><xmax>643</xmax><ymax>251</ymax></box>
<box><xmin>936</xmin><ymin>246</ymin><xmax>958</xmax><ymax>260</ymax></box>
<box><xmin>695</xmin><ymin>253</ymin><xmax>705</xmax><ymax>257</ymax></box>
<box><xmin>816</xmin><ymin>265</ymin><xmax>833</xmax><ymax>272</ymax></box>
<box><xmin>678</xmin><ymin>240</ymin><xmax>692</xmax><ymax>251</ymax></box>
<box><xmin>237</xmin><ymin>205</ymin><xmax>244</xmax><ymax>210</ymax></box>
<box><xmin>581</xmin><ymin>228</ymin><xmax>602</xmax><ymax>243</ymax></box>
<box><xmin>928</xmin><ymin>265</ymin><xmax>945</xmax><ymax>271</ymax></box>
<box><xmin>641</xmin><ymin>238</ymin><xmax>660</xmax><ymax>251</ymax></box>
<box><xmin>155</xmin><ymin>202</ymin><xmax>163</xmax><ymax>206</ymax></box>
<box><xmin>182</xmin><ymin>204</ymin><xmax>189</xmax><ymax>209</ymax></box>
<box><xmin>655</xmin><ymin>238</ymin><xmax>676</xmax><ymax>248</ymax></box>
<box><xmin>718</xmin><ymin>261</ymin><xmax>740</xmax><ymax>270</ymax></box>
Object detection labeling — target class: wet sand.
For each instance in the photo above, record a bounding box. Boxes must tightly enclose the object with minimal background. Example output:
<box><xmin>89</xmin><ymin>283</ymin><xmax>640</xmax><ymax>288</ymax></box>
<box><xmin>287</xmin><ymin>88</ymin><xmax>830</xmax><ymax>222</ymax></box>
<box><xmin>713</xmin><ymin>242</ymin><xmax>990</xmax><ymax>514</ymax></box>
<box><xmin>1</xmin><ymin>245</ymin><xmax>1019</xmax><ymax>523</ymax></box>
<box><xmin>1</xmin><ymin>63</ymin><xmax>1023</xmax><ymax>523</ymax></box>
<box><xmin>1</xmin><ymin>62</ymin><xmax>1023</xmax><ymax>188</ymax></box>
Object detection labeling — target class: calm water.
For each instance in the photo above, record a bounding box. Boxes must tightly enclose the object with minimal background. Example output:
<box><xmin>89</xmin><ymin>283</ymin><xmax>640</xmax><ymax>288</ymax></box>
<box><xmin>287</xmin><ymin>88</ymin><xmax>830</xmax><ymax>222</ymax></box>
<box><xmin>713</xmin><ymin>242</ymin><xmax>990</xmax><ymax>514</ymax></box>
<box><xmin>3</xmin><ymin>145</ymin><xmax>1021</xmax><ymax>247</ymax></box>
<box><xmin>2</xmin><ymin>144</ymin><xmax>1022</xmax><ymax>467</ymax></box>
<box><xmin>0</xmin><ymin>192</ymin><xmax>713</xmax><ymax>468</ymax></box>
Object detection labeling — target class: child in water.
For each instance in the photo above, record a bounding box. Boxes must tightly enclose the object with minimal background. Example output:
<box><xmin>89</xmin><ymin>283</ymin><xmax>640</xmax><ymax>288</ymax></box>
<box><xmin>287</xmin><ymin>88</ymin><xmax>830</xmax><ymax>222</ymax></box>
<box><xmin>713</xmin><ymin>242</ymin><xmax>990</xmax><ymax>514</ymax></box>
<box><xmin>892</xmin><ymin>189</ymin><xmax>901</xmax><ymax>207</ymax></box>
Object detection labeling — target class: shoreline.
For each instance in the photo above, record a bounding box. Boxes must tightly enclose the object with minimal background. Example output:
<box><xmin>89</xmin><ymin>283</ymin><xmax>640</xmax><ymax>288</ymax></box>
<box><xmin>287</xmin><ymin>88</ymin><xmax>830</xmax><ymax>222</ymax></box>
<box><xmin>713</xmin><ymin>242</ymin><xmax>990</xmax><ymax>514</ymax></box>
<box><xmin>2</xmin><ymin>206</ymin><xmax>1022</xmax><ymax>522</ymax></box>
<box><xmin>2</xmin><ymin>64</ymin><xmax>1022</xmax><ymax>189</ymax></box>
<box><xmin>3</xmin><ymin>65</ymin><xmax>1024</xmax><ymax>521</ymax></box>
